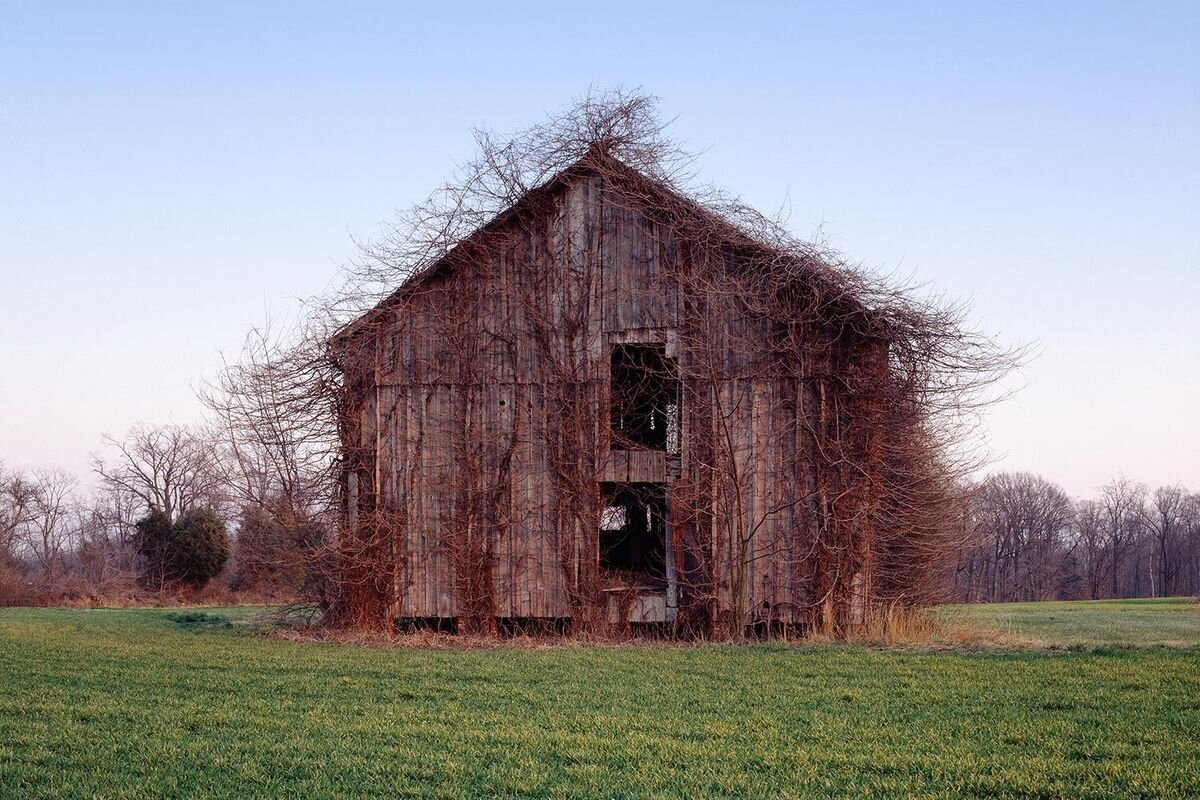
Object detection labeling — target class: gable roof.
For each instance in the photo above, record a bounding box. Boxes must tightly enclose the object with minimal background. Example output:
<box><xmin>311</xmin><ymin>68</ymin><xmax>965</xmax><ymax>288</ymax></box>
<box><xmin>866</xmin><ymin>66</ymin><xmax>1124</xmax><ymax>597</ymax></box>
<box><xmin>329</xmin><ymin>152</ymin><xmax>602</xmax><ymax>349</ymax></box>
<box><xmin>330</xmin><ymin>147</ymin><xmax>881</xmax><ymax>349</ymax></box>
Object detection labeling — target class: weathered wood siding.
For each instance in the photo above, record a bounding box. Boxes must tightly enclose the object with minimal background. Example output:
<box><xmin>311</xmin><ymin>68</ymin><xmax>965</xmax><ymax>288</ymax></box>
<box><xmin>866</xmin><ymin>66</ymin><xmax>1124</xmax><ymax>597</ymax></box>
<box><xmin>347</xmin><ymin>171</ymin><xmax>840</xmax><ymax>623</ymax></box>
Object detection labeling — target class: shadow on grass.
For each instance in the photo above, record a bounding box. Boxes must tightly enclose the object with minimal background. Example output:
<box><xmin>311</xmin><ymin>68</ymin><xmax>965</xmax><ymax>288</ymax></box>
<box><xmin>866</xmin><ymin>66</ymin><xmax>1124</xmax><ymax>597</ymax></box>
<box><xmin>164</xmin><ymin>611</ymin><xmax>233</xmax><ymax>631</ymax></box>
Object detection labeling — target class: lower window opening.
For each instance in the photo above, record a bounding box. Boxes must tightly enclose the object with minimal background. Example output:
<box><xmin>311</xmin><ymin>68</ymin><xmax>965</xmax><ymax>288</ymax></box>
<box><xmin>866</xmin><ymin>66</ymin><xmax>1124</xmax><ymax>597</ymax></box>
<box><xmin>599</xmin><ymin>482</ymin><xmax>667</xmax><ymax>587</ymax></box>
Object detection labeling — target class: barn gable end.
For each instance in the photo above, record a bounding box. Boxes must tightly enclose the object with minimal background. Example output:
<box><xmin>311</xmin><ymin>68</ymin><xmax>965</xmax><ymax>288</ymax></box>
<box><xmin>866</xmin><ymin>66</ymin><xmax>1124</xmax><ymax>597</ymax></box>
<box><xmin>334</xmin><ymin>154</ymin><xmax>885</xmax><ymax>636</ymax></box>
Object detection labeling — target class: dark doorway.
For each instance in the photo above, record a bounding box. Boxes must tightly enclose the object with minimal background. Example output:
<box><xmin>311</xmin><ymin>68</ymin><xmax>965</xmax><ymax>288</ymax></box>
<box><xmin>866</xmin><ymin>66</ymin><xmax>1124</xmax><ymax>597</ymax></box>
<box><xmin>599</xmin><ymin>482</ymin><xmax>667</xmax><ymax>583</ymax></box>
<box><xmin>610</xmin><ymin>344</ymin><xmax>678</xmax><ymax>451</ymax></box>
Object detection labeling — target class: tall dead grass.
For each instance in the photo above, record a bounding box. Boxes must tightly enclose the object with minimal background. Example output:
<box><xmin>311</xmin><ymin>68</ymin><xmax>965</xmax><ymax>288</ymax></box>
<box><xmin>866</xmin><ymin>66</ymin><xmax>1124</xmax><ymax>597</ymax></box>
<box><xmin>835</xmin><ymin>604</ymin><xmax>1034</xmax><ymax>649</ymax></box>
<box><xmin>265</xmin><ymin>604</ymin><xmax>1035</xmax><ymax>652</ymax></box>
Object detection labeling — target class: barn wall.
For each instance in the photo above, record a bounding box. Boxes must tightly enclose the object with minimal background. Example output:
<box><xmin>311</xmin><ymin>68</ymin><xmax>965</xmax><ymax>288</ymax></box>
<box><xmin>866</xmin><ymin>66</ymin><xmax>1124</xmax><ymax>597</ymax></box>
<box><xmin>344</xmin><ymin>171</ymin><xmax>867</xmax><ymax>628</ymax></box>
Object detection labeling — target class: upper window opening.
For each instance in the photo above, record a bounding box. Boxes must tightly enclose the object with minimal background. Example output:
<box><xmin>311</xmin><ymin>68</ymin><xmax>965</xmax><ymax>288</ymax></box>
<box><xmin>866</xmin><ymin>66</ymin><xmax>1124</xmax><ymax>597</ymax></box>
<box><xmin>610</xmin><ymin>344</ymin><xmax>679</xmax><ymax>451</ymax></box>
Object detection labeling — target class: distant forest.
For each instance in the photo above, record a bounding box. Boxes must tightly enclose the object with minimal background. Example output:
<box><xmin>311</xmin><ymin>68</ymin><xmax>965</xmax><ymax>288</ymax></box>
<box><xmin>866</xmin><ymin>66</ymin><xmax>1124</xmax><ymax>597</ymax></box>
<box><xmin>951</xmin><ymin>473</ymin><xmax>1200</xmax><ymax>603</ymax></box>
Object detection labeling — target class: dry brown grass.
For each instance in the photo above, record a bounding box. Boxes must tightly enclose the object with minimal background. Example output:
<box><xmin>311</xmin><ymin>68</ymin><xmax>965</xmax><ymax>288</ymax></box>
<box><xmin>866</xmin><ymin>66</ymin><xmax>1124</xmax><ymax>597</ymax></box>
<box><xmin>269</xmin><ymin>625</ymin><xmax>702</xmax><ymax>651</ymax></box>
<box><xmin>52</xmin><ymin>584</ymin><xmax>293</xmax><ymax>610</ymax></box>
<box><xmin>272</xmin><ymin>627</ymin><xmax>539</xmax><ymax>650</ymax></box>
<box><xmin>267</xmin><ymin>604</ymin><xmax>1033</xmax><ymax>652</ymax></box>
<box><xmin>837</xmin><ymin>604</ymin><xmax>1036</xmax><ymax>650</ymax></box>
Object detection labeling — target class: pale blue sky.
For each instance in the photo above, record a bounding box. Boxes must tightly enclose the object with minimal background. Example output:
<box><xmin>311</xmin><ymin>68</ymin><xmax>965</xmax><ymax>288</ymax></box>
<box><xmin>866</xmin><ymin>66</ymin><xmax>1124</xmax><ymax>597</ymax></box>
<box><xmin>1</xmin><ymin>2</ymin><xmax>1197</xmax><ymax>496</ymax></box>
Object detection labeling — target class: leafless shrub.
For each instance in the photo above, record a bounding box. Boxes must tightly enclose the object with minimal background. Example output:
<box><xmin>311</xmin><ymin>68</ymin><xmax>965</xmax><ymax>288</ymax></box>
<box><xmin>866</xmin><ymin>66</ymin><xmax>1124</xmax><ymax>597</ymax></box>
<box><xmin>198</xmin><ymin>315</ymin><xmax>342</xmax><ymax>607</ymax></box>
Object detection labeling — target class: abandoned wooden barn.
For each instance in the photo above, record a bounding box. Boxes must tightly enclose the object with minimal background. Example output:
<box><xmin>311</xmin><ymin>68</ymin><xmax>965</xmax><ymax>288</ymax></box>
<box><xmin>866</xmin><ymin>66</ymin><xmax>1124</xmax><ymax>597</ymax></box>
<box><xmin>332</xmin><ymin>146</ymin><xmax>896</xmax><ymax>636</ymax></box>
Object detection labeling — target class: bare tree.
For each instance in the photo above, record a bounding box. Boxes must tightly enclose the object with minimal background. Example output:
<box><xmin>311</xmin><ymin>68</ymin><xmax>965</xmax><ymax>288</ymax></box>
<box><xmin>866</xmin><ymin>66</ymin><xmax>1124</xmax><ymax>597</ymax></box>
<box><xmin>959</xmin><ymin>473</ymin><xmax>1074</xmax><ymax>602</ymax></box>
<box><xmin>0</xmin><ymin>462</ymin><xmax>36</xmax><ymax>565</ymax></box>
<box><xmin>200</xmin><ymin>321</ymin><xmax>339</xmax><ymax>523</ymax></box>
<box><xmin>0</xmin><ymin>462</ymin><xmax>39</xmax><ymax>602</ymax></box>
<box><xmin>92</xmin><ymin>423</ymin><xmax>224</xmax><ymax>523</ymax></box>
<box><xmin>1142</xmin><ymin>485</ymin><xmax>1185</xmax><ymax>597</ymax></box>
<box><xmin>198</xmin><ymin>320</ymin><xmax>341</xmax><ymax>604</ymax></box>
<box><xmin>1176</xmin><ymin>492</ymin><xmax>1200</xmax><ymax>596</ymax></box>
<box><xmin>71</xmin><ymin>484</ymin><xmax>140</xmax><ymax>596</ymax></box>
<box><xmin>1099</xmin><ymin>477</ymin><xmax>1148</xmax><ymax>598</ymax></box>
<box><xmin>1073</xmin><ymin>499</ymin><xmax>1106</xmax><ymax>600</ymax></box>
<box><xmin>18</xmin><ymin>468</ymin><xmax>79</xmax><ymax>601</ymax></box>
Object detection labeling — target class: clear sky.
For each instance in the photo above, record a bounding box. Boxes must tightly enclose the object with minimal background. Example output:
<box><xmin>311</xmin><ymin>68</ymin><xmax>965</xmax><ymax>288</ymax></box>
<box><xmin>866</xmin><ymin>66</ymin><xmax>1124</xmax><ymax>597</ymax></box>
<box><xmin>1</xmin><ymin>2</ymin><xmax>1197</xmax><ymax>498</ymax></box>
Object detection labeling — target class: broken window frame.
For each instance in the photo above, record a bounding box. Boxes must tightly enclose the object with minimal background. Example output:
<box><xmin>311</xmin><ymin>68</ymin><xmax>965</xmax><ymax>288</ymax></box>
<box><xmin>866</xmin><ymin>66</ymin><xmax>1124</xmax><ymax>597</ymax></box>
<box><xmin>598</xmin><ymin>482</ymin><xmax>668</xmax><ymax>584</ymax></box>
<box><xmin>609</xmin><ymin>343</ymin><xmax>680</xmax><ymax>453</ymax></box>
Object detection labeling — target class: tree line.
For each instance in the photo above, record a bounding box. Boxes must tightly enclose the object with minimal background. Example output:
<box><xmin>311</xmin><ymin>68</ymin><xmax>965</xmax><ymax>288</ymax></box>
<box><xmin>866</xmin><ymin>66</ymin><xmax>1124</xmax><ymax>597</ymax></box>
<box><xmin>951</xmin><ymin>472</ymin><xmax>1200</xmax><ymax>602</ymax></box>
<box><xmin>0</xmin><ymin>420</ymin><xmax>328</xmax><ymax>607</ymax></box>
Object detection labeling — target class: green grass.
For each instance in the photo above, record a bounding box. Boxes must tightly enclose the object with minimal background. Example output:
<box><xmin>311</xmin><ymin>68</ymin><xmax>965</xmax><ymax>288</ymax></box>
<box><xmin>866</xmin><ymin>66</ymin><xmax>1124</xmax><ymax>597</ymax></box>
<box><xmin>1</xmin><ymin>604</ymin><xmax>1199</xmax><ymax>798</ymax></box>
<box><xmin>937</xmin><ymin>597</ymin><xmax>1200</xmax><ymax>647</ymax></box>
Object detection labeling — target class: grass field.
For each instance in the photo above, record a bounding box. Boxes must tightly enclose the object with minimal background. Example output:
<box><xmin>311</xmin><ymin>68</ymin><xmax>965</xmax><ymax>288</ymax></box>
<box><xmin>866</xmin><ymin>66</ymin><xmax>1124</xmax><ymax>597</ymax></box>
<box><xmin>1</xmin><ymin>603</ymin><xmax>1198</xmax><ymax>798</ymax></box>
<box><xmin>937</xmin><ymin>597</ymin><xmax>1200</xmax><ymax>647</ymax></box>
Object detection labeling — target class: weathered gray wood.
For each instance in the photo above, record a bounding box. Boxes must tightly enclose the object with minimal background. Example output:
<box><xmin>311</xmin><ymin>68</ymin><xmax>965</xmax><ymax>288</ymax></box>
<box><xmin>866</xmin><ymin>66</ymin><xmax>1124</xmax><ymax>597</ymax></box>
<box><xmin>346</xmin><ymin>167</ymin><xmax>856</xmax><ymax>628</ymax></box>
